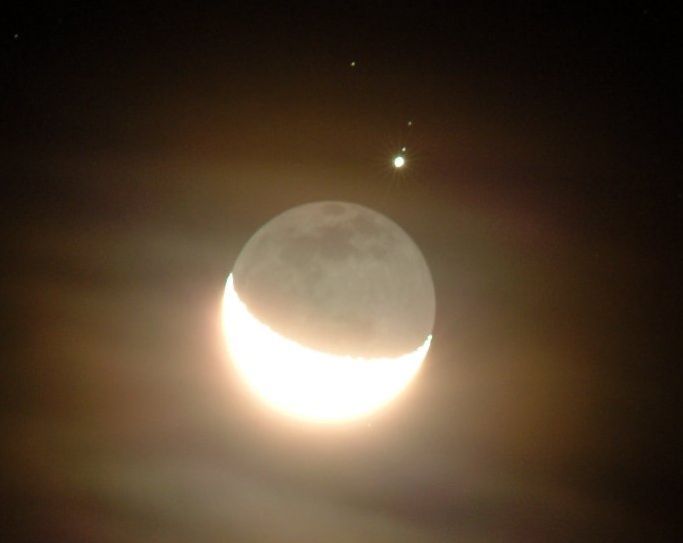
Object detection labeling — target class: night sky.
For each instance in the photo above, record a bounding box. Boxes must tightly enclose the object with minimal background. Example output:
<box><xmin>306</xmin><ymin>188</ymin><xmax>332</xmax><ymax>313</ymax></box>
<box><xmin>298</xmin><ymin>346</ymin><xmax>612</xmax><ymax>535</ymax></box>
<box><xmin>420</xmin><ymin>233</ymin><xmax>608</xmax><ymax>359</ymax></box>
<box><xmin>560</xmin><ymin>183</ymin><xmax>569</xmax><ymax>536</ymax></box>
<box><xmin>2</xmin><ymin>2</ymin><xmax>682</xmax><ymax>541</ymax></box>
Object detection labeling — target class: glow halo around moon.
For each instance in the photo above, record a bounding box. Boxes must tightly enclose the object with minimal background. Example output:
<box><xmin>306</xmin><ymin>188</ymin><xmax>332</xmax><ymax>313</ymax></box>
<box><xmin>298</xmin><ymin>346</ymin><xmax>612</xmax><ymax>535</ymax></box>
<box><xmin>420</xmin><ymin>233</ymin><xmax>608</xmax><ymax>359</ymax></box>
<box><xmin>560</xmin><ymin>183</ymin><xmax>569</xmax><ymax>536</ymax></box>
<box><xmin>222</xmin><ymin>274</ymin><xmax>432</xmax><ymax>422</ymax></box>
<box><xmin>221</xmin><ymin>201</ymin><xmax>435</xmax><ymax>423</ymax></box>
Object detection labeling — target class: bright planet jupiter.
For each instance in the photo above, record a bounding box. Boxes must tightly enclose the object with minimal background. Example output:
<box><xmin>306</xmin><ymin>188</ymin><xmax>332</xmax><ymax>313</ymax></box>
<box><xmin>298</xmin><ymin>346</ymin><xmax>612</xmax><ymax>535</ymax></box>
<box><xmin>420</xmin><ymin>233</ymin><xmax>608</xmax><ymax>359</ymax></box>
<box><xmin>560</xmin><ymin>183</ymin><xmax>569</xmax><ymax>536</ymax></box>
<box><xmin>222</xmin><ymin>201</ymin><xmax>436</xmax><ymax>422</ymax></box>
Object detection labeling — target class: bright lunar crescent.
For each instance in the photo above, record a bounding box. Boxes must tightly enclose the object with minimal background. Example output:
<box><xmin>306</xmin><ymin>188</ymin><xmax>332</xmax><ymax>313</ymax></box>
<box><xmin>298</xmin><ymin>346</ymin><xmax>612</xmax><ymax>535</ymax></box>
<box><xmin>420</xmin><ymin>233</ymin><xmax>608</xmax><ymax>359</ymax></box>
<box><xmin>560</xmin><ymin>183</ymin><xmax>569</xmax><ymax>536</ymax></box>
<box><xmin>222</xmin><ymin>201</ymin><xmax>436</xmax><ymax>422</ymax></box>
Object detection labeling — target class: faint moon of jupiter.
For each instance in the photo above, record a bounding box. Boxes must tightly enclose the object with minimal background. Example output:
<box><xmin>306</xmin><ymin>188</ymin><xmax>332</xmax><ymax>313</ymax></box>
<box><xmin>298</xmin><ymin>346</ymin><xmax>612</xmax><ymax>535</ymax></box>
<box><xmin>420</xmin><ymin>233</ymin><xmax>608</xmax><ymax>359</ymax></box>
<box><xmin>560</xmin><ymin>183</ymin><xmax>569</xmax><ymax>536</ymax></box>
<box><xmin>222</xmin><ymin>201</ymin><xmax>435</xmax><ymax>422</ymax></box>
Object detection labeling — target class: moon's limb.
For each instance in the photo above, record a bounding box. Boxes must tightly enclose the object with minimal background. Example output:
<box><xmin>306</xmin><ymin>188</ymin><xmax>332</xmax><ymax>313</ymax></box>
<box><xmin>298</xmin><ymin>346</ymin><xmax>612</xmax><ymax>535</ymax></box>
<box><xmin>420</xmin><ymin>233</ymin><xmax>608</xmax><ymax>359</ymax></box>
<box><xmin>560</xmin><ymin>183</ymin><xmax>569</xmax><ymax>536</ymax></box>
<box><xmin>223</xmin><ymin>274</ymin><xmax>431</xmax><ymax>422</ymax></box>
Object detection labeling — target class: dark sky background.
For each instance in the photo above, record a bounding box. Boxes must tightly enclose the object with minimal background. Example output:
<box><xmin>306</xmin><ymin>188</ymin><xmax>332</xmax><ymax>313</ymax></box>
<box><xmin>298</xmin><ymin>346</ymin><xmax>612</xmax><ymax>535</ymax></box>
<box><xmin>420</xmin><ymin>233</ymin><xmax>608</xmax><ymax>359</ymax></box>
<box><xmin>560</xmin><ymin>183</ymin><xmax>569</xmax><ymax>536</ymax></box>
<box><xmin>2</xmin><ymin>2</ymin><xmax>682</xmax><ymax>541</ymax></box>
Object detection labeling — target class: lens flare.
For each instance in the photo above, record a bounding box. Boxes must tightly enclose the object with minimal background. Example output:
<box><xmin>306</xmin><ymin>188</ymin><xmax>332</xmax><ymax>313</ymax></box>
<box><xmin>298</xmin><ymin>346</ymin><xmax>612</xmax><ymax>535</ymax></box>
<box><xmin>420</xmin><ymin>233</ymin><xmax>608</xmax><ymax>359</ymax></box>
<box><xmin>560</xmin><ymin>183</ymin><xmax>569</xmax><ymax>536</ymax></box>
<box><xmin>222</xmin><ymin>274</ymin><xmax>431</xmax><ymax>422</ymax></box>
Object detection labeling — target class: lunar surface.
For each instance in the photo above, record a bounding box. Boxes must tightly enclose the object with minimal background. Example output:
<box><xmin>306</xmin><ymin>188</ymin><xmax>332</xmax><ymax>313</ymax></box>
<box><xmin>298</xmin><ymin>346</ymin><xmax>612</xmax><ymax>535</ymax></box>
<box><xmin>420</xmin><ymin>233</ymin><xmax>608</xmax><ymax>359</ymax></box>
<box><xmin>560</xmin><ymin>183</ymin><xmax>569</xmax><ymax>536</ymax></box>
<box><xmin>223</xmin><ymin>201</ymin><xmax>436</xmax><ymax>421</ymax></box>
<box><xmin>231</xmin><ymin>201</ymin><xmax>435</xmax><ymax>358</ymax></box>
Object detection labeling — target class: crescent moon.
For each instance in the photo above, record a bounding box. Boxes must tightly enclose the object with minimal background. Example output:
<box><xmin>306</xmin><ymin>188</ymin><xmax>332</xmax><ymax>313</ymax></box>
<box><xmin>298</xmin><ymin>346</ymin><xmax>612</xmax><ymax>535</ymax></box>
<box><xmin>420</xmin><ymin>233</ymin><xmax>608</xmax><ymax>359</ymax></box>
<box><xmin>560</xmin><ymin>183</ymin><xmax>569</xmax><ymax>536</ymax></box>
<box><xmin>222</xmin><ymin>201</ymin><xmax>435</xmax><ymax>423</ymax></box>
<box><xmin>222</xmin><ymin>274</ymin><xmax>431</xmax><ymax>422</ymax></box>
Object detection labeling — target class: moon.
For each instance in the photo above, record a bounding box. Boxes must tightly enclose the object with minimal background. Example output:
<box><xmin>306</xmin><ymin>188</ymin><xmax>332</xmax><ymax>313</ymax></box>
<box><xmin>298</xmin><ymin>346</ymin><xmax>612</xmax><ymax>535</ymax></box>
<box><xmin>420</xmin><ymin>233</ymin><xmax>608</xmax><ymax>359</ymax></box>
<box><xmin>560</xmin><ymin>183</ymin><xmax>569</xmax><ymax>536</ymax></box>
<box><xmin>222</xmin><ymin>201</ymin><xmax>435</xmax><ymax>422</ymax></box>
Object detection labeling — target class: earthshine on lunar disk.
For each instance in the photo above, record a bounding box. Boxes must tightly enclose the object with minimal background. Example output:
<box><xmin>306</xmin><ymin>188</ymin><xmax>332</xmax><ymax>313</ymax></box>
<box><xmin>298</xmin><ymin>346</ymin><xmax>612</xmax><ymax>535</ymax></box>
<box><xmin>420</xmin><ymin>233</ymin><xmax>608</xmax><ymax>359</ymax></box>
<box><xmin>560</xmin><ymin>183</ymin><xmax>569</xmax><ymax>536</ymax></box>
<box><xmin>222</xmin><ymin>201</ymin><xmax>435</xmax><ymax>422</ymax></box>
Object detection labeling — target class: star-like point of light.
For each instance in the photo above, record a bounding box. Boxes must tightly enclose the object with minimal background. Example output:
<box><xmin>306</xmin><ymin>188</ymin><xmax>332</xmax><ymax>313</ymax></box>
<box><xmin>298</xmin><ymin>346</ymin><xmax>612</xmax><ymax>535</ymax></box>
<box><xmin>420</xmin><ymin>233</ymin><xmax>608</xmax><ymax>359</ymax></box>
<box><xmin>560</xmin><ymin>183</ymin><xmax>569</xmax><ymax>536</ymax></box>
<box><xmin>393</xmin><ymin>155</ymin><xmax>406</xmax><ymax>169</ymax></box>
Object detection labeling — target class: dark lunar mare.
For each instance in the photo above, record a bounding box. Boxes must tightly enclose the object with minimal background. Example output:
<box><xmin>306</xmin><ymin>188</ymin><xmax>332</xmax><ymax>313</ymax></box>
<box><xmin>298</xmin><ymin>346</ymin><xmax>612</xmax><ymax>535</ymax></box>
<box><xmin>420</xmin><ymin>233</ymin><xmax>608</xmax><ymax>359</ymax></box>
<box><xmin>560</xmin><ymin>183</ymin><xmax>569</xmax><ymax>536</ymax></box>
<box><xmin>232</xmin><ymin>201</ymin><xmax>435</xmax><ymax>358</ymax></box>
